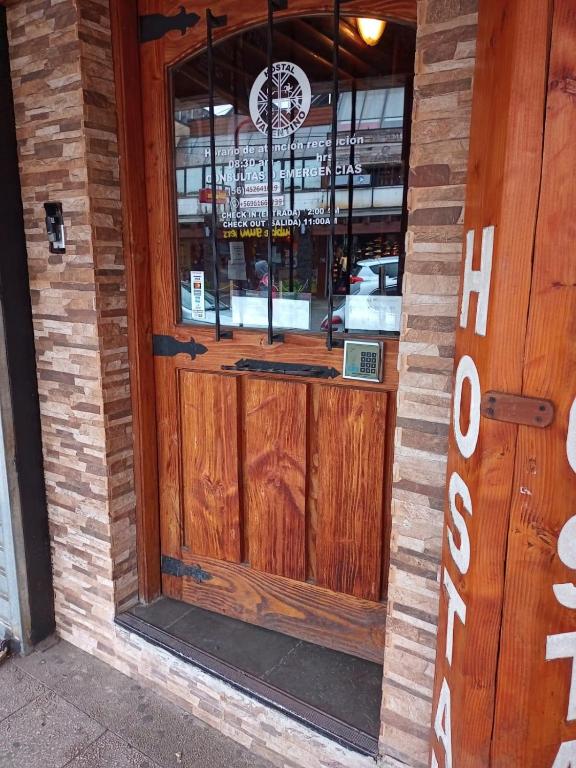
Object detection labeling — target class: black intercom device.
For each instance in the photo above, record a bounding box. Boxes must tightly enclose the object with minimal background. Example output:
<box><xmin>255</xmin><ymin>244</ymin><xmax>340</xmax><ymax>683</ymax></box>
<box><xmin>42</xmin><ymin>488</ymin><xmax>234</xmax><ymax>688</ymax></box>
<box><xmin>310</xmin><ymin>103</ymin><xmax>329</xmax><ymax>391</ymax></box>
<box><xmin>43</xmin><ymin>201</ymin><xmax>66</xmax><ymax>254</ymax></box>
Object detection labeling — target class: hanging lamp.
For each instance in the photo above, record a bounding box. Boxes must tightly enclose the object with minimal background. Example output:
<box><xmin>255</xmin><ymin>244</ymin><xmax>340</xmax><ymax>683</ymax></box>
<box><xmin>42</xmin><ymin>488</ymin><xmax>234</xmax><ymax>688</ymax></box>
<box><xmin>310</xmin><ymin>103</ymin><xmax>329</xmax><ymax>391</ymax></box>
<box><xmin>357</xmin><ymin>17</ymin><xmax>386</xmax><ymax>46</ymax></box>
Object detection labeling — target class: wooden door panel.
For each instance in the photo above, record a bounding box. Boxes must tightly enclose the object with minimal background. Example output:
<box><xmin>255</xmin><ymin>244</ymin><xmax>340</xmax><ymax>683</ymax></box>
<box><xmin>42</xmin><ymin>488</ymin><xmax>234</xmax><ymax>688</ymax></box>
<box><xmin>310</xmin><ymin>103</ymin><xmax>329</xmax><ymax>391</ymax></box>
<box><xmin>180</xmin><ymin>552</ymin><xmax>387</xmax><ymax>663</ymax></box>
<box><xmin>315</xmin><ymin>386</ymin><xmax>388</xmax><ymax>601</ymax></box>
<box><xmin>165</xmin><ymin>365</ymin><xmax>394</xmax><ymax>658</ymax></box>
<box><xmin>180</xmin><ymin>371</ymin><xmax>242</xmax><ymax>562</ymax></box>
<box><xmin>244</xmin><ymin>378</ymin><xmax>307</xmax><ymax>580</ymax></box>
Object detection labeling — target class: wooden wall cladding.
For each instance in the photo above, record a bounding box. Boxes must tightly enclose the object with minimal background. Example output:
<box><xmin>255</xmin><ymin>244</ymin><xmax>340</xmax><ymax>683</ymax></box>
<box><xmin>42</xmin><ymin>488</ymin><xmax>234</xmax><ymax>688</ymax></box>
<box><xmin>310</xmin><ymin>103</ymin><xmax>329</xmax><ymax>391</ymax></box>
<box><xmin>430</xmin><ymin>0</ymin><xmax>576</xmax><ymax>766</ymax></box>
<box><xmin>173</xmin><ymin>368</ymin><xmax>392</xmax><ymax>661</ymax></box>
<box><xmin>490</xmin><ymin>2</ymin><xmax>576</xmax><ymax>765</ymax></box>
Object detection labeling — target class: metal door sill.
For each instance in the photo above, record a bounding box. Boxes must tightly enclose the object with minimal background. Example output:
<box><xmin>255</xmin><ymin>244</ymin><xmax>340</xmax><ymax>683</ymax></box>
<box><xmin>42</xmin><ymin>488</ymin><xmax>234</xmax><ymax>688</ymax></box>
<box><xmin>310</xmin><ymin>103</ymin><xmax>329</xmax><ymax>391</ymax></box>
<box><xmin>115</xmin><ymin>611</ymin><xmax>379</xmax><ymax>758</ymax></box>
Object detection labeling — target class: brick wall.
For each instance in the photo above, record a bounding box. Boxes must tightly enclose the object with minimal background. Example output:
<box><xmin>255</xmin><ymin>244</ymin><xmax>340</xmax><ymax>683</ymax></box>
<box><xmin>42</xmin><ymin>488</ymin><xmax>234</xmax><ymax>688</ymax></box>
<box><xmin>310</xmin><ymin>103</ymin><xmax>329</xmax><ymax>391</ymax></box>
<box><xmin>381</xmin><ymin>0</ymin><xmax>477</xmax><ymax>765</ymax></box>
<box><xmin>6</xmin><ymin>1</ymin><xmax>477</xmax><ymax>766</ymax></box>
<box><xmin>6</xmin><ymin>0</ymin><xmax>138</xmax><ymax>636</ymax></box>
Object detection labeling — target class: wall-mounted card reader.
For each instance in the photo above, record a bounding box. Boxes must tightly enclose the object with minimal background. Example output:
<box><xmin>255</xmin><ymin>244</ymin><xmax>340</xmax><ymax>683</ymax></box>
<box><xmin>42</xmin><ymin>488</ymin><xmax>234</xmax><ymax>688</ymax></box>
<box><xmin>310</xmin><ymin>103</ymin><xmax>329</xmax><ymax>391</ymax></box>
<box><xmin>43</xmin><ymin>202</ymin><xmax>66</xmax><ymax>254</ymax></box>
<box><xmin>343</xmin><ymin>340</ymin><xmax>384</xmax><ymax>383</ymax></box>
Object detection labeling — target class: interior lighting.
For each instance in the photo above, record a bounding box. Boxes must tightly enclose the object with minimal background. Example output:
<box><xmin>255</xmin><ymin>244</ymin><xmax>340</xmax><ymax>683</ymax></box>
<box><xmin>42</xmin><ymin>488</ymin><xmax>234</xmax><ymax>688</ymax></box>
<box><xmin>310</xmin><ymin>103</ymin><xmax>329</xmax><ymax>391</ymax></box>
<box><xmin>357</xmin><ymin>18</ymin><xmax>386</xmax><ymax>46</ymax></box>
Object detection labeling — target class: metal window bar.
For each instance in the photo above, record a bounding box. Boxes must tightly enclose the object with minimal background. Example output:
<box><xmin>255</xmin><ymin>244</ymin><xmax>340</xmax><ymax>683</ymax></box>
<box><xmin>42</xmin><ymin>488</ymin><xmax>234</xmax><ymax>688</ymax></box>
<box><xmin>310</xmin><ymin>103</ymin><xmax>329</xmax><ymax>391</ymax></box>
<box><xmin>206</xmin><ymin>9</ymin><xmax>231</xmax><ymax>341</ymax></box>
<box><xmin>326</xmin><ymin>0</ymin><xmax>349</xmax><ymax>350</ymax></box>
<box><xmin>398</xmin><ymin>74</ymin><xmax>414</xmax><ymax>292</ymax></box>
<box><xmin>288</xmin><ymin>146</ymin><xmax>295</xmax><ymax>292</ymax></box>
<box><xmin>344</xmin><ymin>81</ymin><xmax>357</xmax><ymax>330</ymax></box>
<box><xmin>265</xmin><ymin>0</ymin><xmax>287</xmax><ymax>344</ymax></box>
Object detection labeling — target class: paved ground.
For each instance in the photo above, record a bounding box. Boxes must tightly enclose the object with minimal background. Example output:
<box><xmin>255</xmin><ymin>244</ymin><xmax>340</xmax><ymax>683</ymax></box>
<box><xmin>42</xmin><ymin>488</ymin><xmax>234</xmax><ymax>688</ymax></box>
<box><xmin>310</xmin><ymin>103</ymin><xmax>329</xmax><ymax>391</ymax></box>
<box><xmin>0</xmin><ymin>639</ymin><xmax>275</xmax><ymax>768</ymax></box>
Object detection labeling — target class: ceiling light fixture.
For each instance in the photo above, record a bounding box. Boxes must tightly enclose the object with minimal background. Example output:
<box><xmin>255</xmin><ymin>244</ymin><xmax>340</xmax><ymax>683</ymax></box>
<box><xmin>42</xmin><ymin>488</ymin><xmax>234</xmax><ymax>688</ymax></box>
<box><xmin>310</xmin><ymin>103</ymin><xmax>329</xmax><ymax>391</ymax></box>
<box><xmin>357</xmin><ymin>18</ymin><xmax>387</xmax><ymax>46</ymax></box>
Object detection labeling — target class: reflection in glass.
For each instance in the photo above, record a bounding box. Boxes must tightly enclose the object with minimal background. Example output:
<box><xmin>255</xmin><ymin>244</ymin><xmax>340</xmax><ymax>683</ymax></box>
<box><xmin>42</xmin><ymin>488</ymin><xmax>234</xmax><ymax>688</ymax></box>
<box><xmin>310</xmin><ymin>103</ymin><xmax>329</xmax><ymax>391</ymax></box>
<box><xmin>172</xmin><ymin>16</ymin><xmax>415</xmax><ymax>334</ymax></box>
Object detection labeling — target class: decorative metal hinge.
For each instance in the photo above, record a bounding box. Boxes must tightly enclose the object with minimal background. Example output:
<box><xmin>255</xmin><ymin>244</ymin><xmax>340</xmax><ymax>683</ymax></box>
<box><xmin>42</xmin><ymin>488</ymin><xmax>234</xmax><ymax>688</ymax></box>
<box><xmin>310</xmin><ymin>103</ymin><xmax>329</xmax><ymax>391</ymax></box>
<box><xmin>161</xmin><ymin>556</ymin><xmax>212</xmax><ymax>584</ymax></box>
<box><xmin>481</xmin><ymin>391</ymin><xmax>554</xmax><ymax>428</ymax></box>
<box><xmin>222</xmin><ymin>358</ymin><xmax>340</xmax><ymax>379</ymax></box>
<box><xmin>153</xmin><ymin>334</ymin><xmax>207</xmax><ymax>360</ymax></box>
<box><xmin>139</xmin><ymin>6</ymin><xmax>200</xmax><ymax>43</ymax></box>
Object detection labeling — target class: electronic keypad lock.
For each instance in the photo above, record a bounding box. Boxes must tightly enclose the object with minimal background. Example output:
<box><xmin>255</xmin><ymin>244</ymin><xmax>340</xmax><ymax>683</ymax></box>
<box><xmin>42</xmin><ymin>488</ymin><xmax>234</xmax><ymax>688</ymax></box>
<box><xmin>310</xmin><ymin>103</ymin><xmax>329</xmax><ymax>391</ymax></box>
<box><xmin>43</xmin><ymin>202</ymin><xmax>66</xmax><ymax>254</ymax></box>
<box><xmin>343</xmin><ymin>340</ymin><xmax>384</xmax><ymax>383</ymax></box>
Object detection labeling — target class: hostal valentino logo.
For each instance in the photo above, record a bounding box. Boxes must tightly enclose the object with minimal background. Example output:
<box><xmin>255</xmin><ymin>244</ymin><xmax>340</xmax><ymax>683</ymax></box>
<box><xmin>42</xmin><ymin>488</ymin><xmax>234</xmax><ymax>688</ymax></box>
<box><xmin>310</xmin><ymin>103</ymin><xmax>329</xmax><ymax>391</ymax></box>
<box><xmin>249</xmin><ymin>61</ymin><xmax>311</xmax><ymax>138</ymax></box>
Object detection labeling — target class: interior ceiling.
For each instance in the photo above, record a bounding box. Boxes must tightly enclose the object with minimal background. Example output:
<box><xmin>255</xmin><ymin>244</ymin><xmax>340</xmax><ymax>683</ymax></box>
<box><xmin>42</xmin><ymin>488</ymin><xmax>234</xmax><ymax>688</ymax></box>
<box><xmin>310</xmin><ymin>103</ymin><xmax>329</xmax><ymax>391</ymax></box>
<box><xmin>173</xmin><ymin>16</ymin><xmax>416</xmax><ymax>106</ymax></box>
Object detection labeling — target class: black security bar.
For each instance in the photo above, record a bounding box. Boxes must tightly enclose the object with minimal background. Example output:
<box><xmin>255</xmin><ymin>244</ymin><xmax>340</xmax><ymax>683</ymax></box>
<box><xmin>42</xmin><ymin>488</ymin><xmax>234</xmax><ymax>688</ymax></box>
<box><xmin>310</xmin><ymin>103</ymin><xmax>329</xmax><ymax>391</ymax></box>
<box><xmin>206</xmin><ymin>9</ymin><xmax>231</xmax><ymax>341</ymax></box>
<box><xmin>222</xmin><ymin>359</ymin><xmax>340</xmax><ymax>379</ymax></box>
<box><xmin>344</xmin><ymin>81</ymin><xmax>357</xmax><ymax>311</ymax></box>
<box><xmin>326</xmin><ymin>0</ymin><xmax>343</xmax><ymax>350</ymax></box>
<box><xmin>266</xmin><ymin>0</ymin><xmax>287</xmax><ymax>344</ymax></box>
<box><xmin>288</xmin><ymin>145</ymin><xmax>295</xmax><ymax>292</ymax></box>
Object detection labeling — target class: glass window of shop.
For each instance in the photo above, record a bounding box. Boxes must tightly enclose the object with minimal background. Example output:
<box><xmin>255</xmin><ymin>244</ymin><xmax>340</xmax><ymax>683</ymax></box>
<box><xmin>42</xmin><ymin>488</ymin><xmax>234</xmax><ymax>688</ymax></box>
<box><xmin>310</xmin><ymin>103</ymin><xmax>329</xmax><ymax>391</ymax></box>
<box><xmin>172</xmin><ymin>16</ymin><xmax>414</xmax><ymax>335</ymax></box>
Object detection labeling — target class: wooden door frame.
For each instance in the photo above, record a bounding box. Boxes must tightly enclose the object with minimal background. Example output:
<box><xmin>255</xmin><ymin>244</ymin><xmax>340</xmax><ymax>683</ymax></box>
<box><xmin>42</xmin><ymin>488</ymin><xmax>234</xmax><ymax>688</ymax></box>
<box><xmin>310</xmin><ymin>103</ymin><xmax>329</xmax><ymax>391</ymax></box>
<box><xmin>109</xmin><ymin>0</ymin><xmax>417</xmax><ymax>604</ymax></box>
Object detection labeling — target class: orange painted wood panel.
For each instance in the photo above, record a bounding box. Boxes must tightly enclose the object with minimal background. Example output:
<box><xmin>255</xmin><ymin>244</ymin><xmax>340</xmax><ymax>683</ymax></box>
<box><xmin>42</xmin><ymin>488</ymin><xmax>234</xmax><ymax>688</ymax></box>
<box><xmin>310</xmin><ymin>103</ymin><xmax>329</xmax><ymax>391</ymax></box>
<box><xmin>180</xmin><ymin>552</ymin><xmax>387</xmax><ymax>662</ymax></box>
<box><xmin>491</xmin><ymin>2</ymin><xmax>576</xmax><ymax>764</ymax></box>
<box><xmin>315</xmin><ymin>386</ymin><xmax>388</xmax><ymax>602</ymax></box>
<box><xmin>180</xmin><ymin>371</ymin><xmax>242</xmax><ymax>562</ymax></box>
<box><xmin>429</xmin><ymin>0</ymin><xmax>554</xmax><ymax>766</ymax></box>
<box><xmin>243</xmin><ymin>377</ymin><xmax>307</xmax><ymax>580</ymax></box>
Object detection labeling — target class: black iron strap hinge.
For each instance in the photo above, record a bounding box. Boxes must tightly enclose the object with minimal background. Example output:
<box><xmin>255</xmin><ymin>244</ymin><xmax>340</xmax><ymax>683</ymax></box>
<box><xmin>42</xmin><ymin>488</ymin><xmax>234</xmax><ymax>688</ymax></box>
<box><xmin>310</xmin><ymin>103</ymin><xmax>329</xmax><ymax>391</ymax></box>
<box><xmin>139</xmin><ymin>6</ymin><xmax>200</xmax><ymax>43</ymax></box>
<box><xmin>161</xmin><ymin>556</ymin><xmax>212</xmax><ymax>584</ymax></box>
<box><xmin>153</xmin><ymin>334</ymin><xmax>207</xmax><ymax>360</ymax></box>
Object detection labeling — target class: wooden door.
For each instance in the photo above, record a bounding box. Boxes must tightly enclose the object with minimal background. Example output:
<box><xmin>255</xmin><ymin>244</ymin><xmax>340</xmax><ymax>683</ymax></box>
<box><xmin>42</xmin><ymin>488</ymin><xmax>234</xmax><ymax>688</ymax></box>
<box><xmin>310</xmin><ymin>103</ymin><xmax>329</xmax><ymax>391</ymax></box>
<box><xmin>138</xmin><ymin>0</ymin><xmax>416</xmax><ymax>662</ymax></box>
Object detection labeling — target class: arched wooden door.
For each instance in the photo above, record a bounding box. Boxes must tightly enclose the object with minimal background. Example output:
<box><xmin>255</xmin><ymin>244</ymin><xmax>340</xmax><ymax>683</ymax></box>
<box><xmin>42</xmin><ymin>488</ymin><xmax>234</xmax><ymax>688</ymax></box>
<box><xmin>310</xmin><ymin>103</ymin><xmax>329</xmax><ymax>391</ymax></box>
<box><xmin>138</xmin><ymin>0</ymin><xmax>416</xmax><ymax>662</ymax></box>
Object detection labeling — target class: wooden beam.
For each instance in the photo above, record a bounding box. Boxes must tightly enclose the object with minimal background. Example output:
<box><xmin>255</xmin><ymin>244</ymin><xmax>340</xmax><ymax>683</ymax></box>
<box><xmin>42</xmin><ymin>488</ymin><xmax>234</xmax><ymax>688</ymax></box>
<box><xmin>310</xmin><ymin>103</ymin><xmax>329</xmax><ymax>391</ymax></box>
<box><xmin>296</xmin><ymin>19</ymin><xmax>378</xmax><ymax>77</ymax></box>
<box><xmin>110</xmin><ymin>0</ymin><xmax>161</xmax><ymax>602</ymax></box>
<box><xmin>273</xmin><ymin>29</ymin><xmax>354</xmax><ymax>80</ymax></box>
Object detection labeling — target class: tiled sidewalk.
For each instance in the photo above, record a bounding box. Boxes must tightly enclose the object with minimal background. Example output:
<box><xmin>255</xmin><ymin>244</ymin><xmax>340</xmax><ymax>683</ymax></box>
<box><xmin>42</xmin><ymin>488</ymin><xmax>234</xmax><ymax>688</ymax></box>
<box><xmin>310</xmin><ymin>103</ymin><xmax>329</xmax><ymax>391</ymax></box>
<box><xmin>0</xmin><ymin>639</ymin><xmax>275</xmax><ymax>768</ymax></box>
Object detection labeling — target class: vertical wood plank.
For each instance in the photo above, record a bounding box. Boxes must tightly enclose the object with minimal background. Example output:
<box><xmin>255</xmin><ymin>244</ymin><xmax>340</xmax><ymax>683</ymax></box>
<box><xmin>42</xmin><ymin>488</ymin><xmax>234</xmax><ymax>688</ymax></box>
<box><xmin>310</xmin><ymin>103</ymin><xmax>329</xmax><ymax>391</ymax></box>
<box><xmin>315</xmin><ymin>386</ymin><xmax>388</xmax><ymax>602</ymax></box>
<box><xmin>110</xmin><ymin>0</ymin><xmax>161</xmax><ymax>601</ymax></box>
<box><xmin>244</xmin><ymin>377</ymin><xmax>307</xmax><ymax>581</ymax></box>
<box><xmin>307</xmin><ymin>385</ymin><xmax>320</xmax><ymax>583</ymax></box>
<box><xmin>180</xmin><ymin>371</ymin><xmax>242</xmax><ymax>562</ymax></box>
<box><xmin>380</xmin><ymin>395</ymin><xmax>396</xmax><ymax>601</ymax></box>
<box><xmin>156</xmin><ymin>358</ymin><xmax>182</xmax><ymax>599</ymax></box>
<box><xmin>491</xmin><ymin>3</ymin><xmax>576</xmax><ymax>764</ymax></box>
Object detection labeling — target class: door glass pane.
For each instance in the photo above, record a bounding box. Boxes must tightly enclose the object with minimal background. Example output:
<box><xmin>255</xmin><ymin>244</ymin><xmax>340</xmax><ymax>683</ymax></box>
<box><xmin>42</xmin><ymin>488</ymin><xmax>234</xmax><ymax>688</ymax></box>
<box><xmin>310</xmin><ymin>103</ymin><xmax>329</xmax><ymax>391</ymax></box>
<box><xmin>172</xmin><ymin>16</ymin><xmax>415</xmax><ymax>333</ymax></box>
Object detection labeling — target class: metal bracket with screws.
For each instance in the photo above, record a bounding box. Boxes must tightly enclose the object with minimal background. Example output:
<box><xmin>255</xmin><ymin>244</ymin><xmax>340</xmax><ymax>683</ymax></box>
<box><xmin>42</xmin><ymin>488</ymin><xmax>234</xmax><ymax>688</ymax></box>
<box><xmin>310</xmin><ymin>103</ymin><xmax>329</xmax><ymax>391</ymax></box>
<box><xmin>480</xmin><ymin>391</ymin><xmax>554</xmax><ymax>428</ymax></box>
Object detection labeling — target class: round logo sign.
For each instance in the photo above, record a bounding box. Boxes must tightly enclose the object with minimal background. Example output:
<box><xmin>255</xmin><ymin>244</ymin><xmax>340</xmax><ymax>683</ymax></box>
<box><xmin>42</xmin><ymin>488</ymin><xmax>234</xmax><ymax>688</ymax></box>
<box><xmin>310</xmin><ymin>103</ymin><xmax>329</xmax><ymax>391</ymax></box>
<box><xmin>249</xmin><ymin>61</ymin><xmax>311</xmax><ymax>138</ymax></box>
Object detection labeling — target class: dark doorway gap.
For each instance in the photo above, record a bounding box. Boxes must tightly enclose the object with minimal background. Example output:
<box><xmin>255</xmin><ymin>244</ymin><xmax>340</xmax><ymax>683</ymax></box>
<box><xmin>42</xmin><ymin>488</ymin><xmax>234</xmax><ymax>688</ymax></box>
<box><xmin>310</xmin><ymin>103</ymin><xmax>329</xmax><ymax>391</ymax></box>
<box><xmin>117</xmin><ymin>597</ymin><xmax>383</xmax><ymax>755</ymax></box>
<box><xmin>0</xmin><ymin>5</ymin><xmax>55</xmax><ymax>650</ymax></box>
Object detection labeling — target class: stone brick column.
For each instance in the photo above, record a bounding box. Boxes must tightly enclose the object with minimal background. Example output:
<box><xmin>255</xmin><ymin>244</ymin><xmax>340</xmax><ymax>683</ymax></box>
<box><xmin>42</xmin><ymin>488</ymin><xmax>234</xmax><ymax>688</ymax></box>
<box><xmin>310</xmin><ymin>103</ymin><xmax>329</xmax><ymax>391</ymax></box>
<box><xmin>6</xmin><ymin>0</ymin><xmax>137</xmax><ymax>637</ymax></box>
<box><xmin>380</xmin><ymin>1</ymin><xmax>478</xmax><ymax>766</ymax></box>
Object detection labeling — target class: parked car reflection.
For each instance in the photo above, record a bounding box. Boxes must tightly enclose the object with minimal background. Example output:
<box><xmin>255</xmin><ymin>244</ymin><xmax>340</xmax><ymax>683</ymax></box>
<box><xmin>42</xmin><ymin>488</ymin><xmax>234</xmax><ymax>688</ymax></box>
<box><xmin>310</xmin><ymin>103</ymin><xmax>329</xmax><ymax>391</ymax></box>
<box><xmin>181</xmin><ymin>281</ymin><xmax>235</xmax><ymax>325</ymax></box>
<box><xmin>321</xmin><ymin>256</ymin><xmax>400</xmax><ymax>331</ymax></box>
<box><xmin>348</xmin><ymin>256</ymin><xmax>399</xmax><ymax>295</ymax></box>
